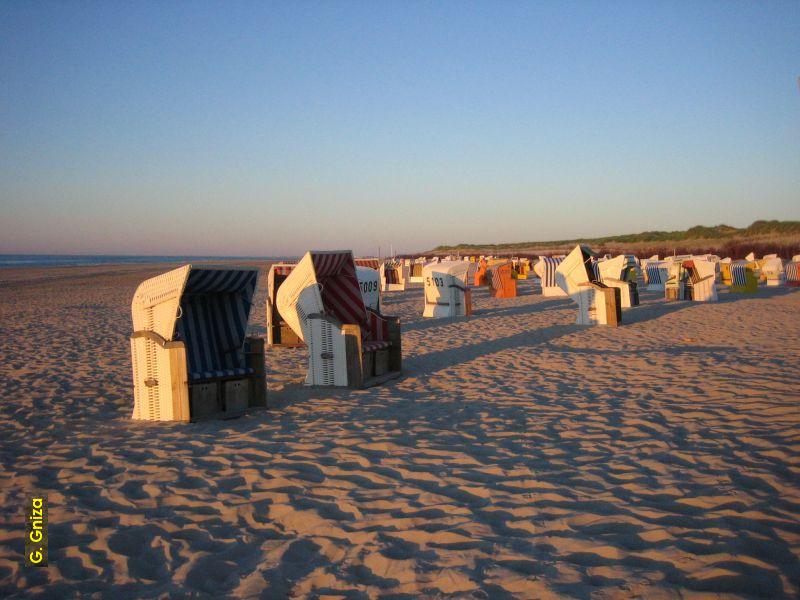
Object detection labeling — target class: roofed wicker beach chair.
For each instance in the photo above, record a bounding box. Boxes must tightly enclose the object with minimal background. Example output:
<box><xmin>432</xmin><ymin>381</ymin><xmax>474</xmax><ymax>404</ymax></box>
<box><xmin>665</xmin><ymin>258</ymin><xmax>718</xmax><ymax>302</ymax></box>
<box><xmin>761</xmin><ymin>256</ymin><xmax>785</xmax><ymax>286</ymax></box>
<box><xmin>786</xmin><ymin>260</ymin><xmax>800</xmax><ymax>287</ymax></box>
<box><xmin>267</xmin><ymin>263</ymin><xmax>303</xmax><ymax>347</ymax></box>
<box><xmin>512</xmin><ymin>257</ymin><xmax>531</xmax><ymax>279</ymax></box>
<box><xmin>729</xmin><ymin>262</ymin><xmax>758</xmax><ymax>293</ymax></box>
<box><xmin>719</xmin><ymin>258</ymin><xmax>733</xmax><ymax>285</ymax></box>
<box><xmin>474</xmin><ymin>258</ymin><xmax>488</xmax><ymax>286</ymax></box>
<box><xmin>535</xmin><ymin>256</ymin><xmax>568</xmax><ymax>296</ymax></box>
<box><xmin>408</xmin><ymin>258</ymin><xmax>426</xmax><ymax>286</ymax></box>
<box><xmin>488</xmin><ymin>261</ymin><xmax>517</xmax><ymax>298</ymax></box>
<box><xmin>644</xmin><ymin>261</ymin><xmax>669</xmax><ymax>292</ymax></box>
<box><xmin>131</xmin><ymin>265</ymin><xmax>266</xmax><ymax>421</ymax></box>
<box><xmin>423</xmin><ymin>261</ymin><xmax>472</xmax><ymax>317</ymax></box>
<box><xmin>596</xmin><ymin>255</ymin><xmax>640</xmax><ymax>308</ymax></box>
<box><xmin>380</xmin><ymin>259</ymin><xmax>408</xmax><ymax>292</ymax></box>
<box><xmin>276</xmin><ymin>250</ymin><xmax>401</xmax><ymax>388</ymax></box>
<box><xmin>556</xmin><ymin>245</ymin><xmax>621</xmax><ymax>326</ymax></box>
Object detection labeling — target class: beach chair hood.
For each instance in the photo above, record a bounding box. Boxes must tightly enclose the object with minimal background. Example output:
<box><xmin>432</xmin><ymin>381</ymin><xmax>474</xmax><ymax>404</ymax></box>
<box><xmin>131</xmin><ymin>265</ymin><xmax>258</xmax><ymax>347</ymax></box>
<box><xmin>556</xmin><ymin>245</ymin><xmax>597</xmax><ymax>294</ymax></box>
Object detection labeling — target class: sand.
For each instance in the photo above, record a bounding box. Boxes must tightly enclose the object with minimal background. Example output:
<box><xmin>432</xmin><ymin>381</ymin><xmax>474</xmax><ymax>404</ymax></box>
<box><xmin>1</xmin><ymin>263</ymin><xmax>799</xmax><ymax>598</ymax></box>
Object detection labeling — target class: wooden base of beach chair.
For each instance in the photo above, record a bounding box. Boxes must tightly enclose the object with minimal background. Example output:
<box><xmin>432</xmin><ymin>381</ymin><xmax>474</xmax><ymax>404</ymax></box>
<box><xmin>186</xmin><ymin>337</ymin><xmax>267</xmax><ymax>421</ymax></box>
<box><xmin>338</xmin><ymin>317</ymin><xmax>402</xmax><ymax>389</ymax></box>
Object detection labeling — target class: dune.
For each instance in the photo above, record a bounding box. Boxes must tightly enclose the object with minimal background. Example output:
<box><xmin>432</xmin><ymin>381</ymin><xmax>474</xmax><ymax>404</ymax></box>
<box><xmin>0</xmin><ymin>263</ymin><xmax>798</xmax><ymax>597</ymax></box>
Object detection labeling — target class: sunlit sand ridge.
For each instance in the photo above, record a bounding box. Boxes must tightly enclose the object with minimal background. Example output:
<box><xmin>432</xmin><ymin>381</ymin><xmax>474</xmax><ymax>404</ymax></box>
<box><xmin>0</xmin><ymin>264</ymin><xmax>798</xmax><ymax>597</ymax></box>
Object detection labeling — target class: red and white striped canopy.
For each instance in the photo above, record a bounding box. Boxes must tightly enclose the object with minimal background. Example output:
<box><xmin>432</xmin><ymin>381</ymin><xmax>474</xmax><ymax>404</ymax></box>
<box><xmin>355</xmin><ymin>258</ymin><xmax>381</xmax><ymax>270</ymax></box>
<box><xmin>311</xmin><ymin>252</ymin><xmax>367</xmax><ymax>327</ymax></box>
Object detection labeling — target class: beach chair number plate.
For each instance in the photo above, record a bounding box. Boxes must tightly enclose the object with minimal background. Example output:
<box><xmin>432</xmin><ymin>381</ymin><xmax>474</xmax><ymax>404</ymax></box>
<box><xmin>426</xmin><ymin>277</ymin><xmax>445</xmax><ymax>287</ymax></box>
<box><xmin>359</xmin><ymin>281</ymin><xmax>379</xmax><ymax>293</ymax></box>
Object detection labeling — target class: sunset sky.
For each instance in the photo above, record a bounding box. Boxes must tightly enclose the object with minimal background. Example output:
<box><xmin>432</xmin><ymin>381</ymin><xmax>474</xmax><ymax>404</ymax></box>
<box><xmin>1</xmin><ymin>1</ymin><xmax>798</xmax><ymax>256</ymax></box>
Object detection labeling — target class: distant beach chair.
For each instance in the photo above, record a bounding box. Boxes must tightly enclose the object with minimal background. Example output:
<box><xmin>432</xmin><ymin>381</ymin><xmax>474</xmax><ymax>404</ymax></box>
<box><xmin>786</xmin><ymin>261</ymin><xmax>800</xmax><ymax>287</ymax></box>
<box><xmin>488</xmin><ymin>261</ymin><xmax>517</xmax><ymax>298</ymax></box>
<box><xmin>729</xmin><ymin>262</ymin><xmax>758</xmax><ymax>293</ymax></box>
<box><xmin>665</xmin><ymin>259</ymin><xmax>717</xmax><ymax>302</ymax></box>
<box><xmin>267</xmin><ymin>263</ymin><xmax>303</xmax><ymax>347</ymax></box>
<box><xmin>760</xmin><ymin>256</ymin><xmax>785</xmax><ymax>286</ymax></box>
<box><xmin>556</xmin><ymin>245</ymin><xmax>621</xmax><ymax>326</ymax></box>
<box><xmin>596</xmin><ymin>255</ymin><xmax>640</xmax><ymax>308</ymax></box>
<box><xmin>380</xmin><ymin>260</ymin><xmax>408</xmax><ymax>292</ymax></box>
<box><xmin>644</xmin><ymin>261</ymin><xmax>669</xmax><ymax>292</ymax></box>
<box><xmin>719</xmin><ymin>258</ymin><xmax>733</xmax><ymax>285</ymax></box>
<box><xmin>473</xmin><ymin>259</ymin><xmax>488</xmax><ymax>286</ymax></box>
<box><xmin>535</xmin><ymin>256</ymin><xmax>568</xmax><ymax>296</ymax></box>
<box><xmin>423</xmin><ymin>261</ymin><xmax>472</xmax><ymax>318</ymax></box>
<box><xmin>130</xmin><ymin>265</ymin><xmax>266</xmax><ymax>421</ymax></box>
<box><xmin>408</xmin><ymin>259</ymin><xmax>426</xmax><ymax>286</ymax></box>
<box><xmin>276</xmin><ymin>251</ymin><xmax>401</xmax><ymax>387</ymax></box>
<box><xmin>512</xmin><ymin>257</ymin><xmax>531</xmax><ymax>279</ymax></box>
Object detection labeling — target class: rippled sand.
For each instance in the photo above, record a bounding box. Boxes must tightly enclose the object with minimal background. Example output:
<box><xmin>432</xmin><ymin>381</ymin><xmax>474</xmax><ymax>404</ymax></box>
<box><xmin>1</xmin><ymin>264</ymin><xmax>798</xmax><ymax>598</ymax></box>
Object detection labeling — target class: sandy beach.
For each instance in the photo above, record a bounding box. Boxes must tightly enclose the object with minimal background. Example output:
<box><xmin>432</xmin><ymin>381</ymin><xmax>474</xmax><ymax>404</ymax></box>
<box><xmin>1</xmin><ymin>262</ymin><xmax>799</xmax><ymax>598</ymax></box>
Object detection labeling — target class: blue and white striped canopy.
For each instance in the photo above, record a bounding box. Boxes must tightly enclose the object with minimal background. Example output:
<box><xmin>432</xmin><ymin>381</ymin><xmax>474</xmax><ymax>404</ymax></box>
<box><xmin>176</xmin><ymin>268</ymin><xmax>258</xmax><ymax>381</ymax></box>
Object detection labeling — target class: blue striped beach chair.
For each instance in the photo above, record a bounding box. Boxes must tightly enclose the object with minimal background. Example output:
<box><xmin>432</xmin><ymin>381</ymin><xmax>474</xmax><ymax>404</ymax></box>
<box><xmin>535</xmin><ymin>256</ymin><xmax>567</xmax><ymax>296</ymax></box>
<box><xmin>645</xmin><ymin>262</ymin><xmax>668</xmax><ymax>292</ymax></box>
<box><xmin>131</xmin><ymin>265</ymin><xmax>266</xmax><ymax>421</ymax></box>
<box><xmin>729</xmin><ymin>262</ymin><xmax>758</xmax><ymax>293</ymax></box>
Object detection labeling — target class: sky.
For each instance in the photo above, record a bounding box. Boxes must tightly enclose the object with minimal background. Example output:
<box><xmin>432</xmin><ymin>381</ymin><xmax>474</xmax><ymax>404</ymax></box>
<box><xmin>1</xmin><ymin>1</ymin><xmax>798</xmax><ymax>257</ymax></box>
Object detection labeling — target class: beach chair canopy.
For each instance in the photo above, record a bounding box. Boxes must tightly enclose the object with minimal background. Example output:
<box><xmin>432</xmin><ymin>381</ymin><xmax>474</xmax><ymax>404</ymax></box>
<box><xmin>276</xmin><ymin>251</ymin><xmax>368</xmax><ymax>344</ymax></box>
<box><xmin>556</xmin><ymin>246</ymin><xmax>597</xmax><ymax>294</ymax></box>
<box><xmin>131</xmin><ymin>265</ymin><xmax>258</xmax><ymax>380</ymax></box>
<box><xmin>355</xmin><ymin>258</ymin><xmax>381</xmax><ymax>270</ymax></box>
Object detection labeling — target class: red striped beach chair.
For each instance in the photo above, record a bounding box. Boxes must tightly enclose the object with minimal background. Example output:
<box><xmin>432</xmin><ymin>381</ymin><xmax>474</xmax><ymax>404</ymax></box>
<box><xmin>276</xmin><ymin>251</ymin><xmax>401</xmax><ymax>387</ymax></box>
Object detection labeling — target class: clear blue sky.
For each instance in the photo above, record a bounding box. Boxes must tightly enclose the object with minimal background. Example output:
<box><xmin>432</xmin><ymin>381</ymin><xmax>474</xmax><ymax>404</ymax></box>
<box><xmin>1</xmin><ymin>1</ymin><xmax>798</xmax><ymax>256</ymax></box>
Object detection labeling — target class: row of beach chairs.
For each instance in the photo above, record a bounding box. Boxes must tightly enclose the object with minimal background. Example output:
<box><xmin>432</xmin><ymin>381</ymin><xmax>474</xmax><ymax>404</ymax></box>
<box><xmin>130</xmin><ymin>249</ymin><xmax>799</xmax><ymax>422</ymax></box>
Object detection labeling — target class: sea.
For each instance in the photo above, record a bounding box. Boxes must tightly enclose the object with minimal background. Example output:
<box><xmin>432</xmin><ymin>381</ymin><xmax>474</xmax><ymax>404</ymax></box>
<box><xmin>0</xmin><ymin>254</ymin><xmax>294</xmax><ymax>269</ymax></box>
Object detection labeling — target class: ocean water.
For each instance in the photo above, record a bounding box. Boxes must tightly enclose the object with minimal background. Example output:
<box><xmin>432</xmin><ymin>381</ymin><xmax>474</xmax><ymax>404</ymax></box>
<box><xmin>0</xmin><ymin>254</ymin><xmax>291</xmax><ymax>269</ymax></box>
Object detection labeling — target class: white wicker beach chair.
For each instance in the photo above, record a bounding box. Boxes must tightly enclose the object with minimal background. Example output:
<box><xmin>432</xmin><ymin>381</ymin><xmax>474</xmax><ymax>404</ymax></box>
<box><xmin>534</xmin><ymin>256</ymin><xmax>567</xmax><ymax>296</ymax></box>
<box><xmin>761</xmin><ymin>256</ymin><xmax>785</xmax><ymax>286</ymax></box>
<box><xmin>380</xmin><ymin>260</ymin><xmax>408</xmax><ymax>292</ymax></box>
<box><xmin>596</xmin><ymin>255</ymin><xmax>640</xmax><ymax>308</ymax></box>
<box><xmin>130</xmin><ymin>265</ymin><xmax>265</xmax><ymax>421</ymax></box>
<box><xmin>423</xmin><ymin>261</ymin><xmax>471</xmax><ymax>318</ymax></box>
<box><xmin>276</xmin><ymin>251</ymin><xmax>401</xmax><ymax>388</ymax></box>
<box><xmin>556</xmin><ymin>245</ymin><xmax>621</xmax><ymax>326</ymax></box>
